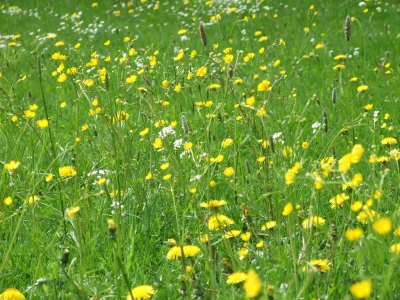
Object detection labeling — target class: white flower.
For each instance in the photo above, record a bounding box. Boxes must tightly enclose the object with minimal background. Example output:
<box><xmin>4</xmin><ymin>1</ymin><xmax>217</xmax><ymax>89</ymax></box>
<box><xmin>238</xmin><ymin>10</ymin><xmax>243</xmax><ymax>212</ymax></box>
<box><xmin>173</xmin><ymin>138</ymin><xmax>183</xmax><ymax>150</ymax></box>
<box><xmin>159</xmin><ymin>126</ymin><xmax>176</xmax><ymax>139</ymax></box>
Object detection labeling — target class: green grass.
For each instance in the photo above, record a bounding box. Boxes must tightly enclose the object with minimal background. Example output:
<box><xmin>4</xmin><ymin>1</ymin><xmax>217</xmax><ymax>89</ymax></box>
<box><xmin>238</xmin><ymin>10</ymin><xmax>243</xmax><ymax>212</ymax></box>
<box><xmin>1</xmin><ymin>0</ymin><xmax>400</xmax><ymax>299</ymax></box>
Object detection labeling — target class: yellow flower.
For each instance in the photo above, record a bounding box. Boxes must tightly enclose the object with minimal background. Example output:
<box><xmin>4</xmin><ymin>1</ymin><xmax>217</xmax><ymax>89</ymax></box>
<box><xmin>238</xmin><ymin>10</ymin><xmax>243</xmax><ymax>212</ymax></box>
<box><xmin>196</xmin><ymin>66</ymin><xmax>207</xmax><ymax>77</ymax></box>
<box><xmin>223</xmin><ymin>54</ymin><xmax>234</xmax><ymax>63</ymax></box>
<box><xmin>208</xmin><ymin>214</ymin><xmax>234</xmax><ymax>230</ymax></box>
<box><xmin>183</xmin><ymin>142</ymin><xmax>193</xmax><ymax>151</ymax></box>
<box><xmin>243</xmin><ymin>270</ymin><xmax>262</xmax><ymax>298</ymax></box>
<box><xmin>315</xmin><ymin>43</ymin><xmax>324</xmax><ymax>49</ymax></box>
<box><xmin>329</xmin><ymin>193</ymin><xmax>349</xmax><ymax>208</ymax></box>
<box><xmin>372</xmin><ymin>217</ymin><xmax>392</xmax><ymax>235</ymax></box>
<box><xmin>302</xmin><ymin>216</ymin><xmax>325</xmax><ymax>229</ymax></box>
<box><xmin>153</xmin><ymin>138</ymin><xmax>163</xmax><ymax>149</ymax></box>
<box><xmin>261</xmin><ymin>221</ymin><xmax>277</xmax><ymax>230</ymax></box>
<box><xmin>381</xmin><ymin>137</ymin><xmax>397</xmax><ymax>145</ymax></box>
<box><xmin>302</xmin><ymin>142</ymin><xmax>309</xmax><ymax>149</ymax></box>
<box><xmin>162</xmin><ymin>80</ymin><xmax>169</xmax><ymax>88</ymax></box>
<box><xmin>0</xmin><ymin>288</ymin><xmax>26</xmax><ymax>300</ymax></box>
<box><xmin>333</xmin><ymin>64</ymin><xmax>345</xmax><ymax>71</ymax></box>
<box><xmin>390</xmin><ymin>243</ymin><xmax>400</xmax><ymax>254</ymax></box>
<box><xmin>126</xmin><ymin>75</ymin><xmax>137</xmax><ymax>84</ymax></box>
<box><xmin>282</xmin><ymin>203</ymin><xmax>293</xmax><ymax>216</ymax></box>
<box><xmin>200</xmin><ymin>199</ymin><xmax>227</xmax><ymax>208</ymax></box>
<box><xmin>303</xmin><ymin>259</ymin><xmax>332</xmax><ymax>273</ymax></box>
<box><xmin>350</xmin><ymin>280</ymin><xmax>372</xmax><ymax>299</ymax></box>
<box><xmin>36</xmin><ymin>119</ymin><xmax>49</xmax><ymax>129</ymax></box>
<box><xmin>139</xmin><ymin>128</ymin><xmax>149</xmax><ymax>136</ymax></box>
<box><xmin>24</xmin><ymin>110</ymin><xmax>36</xmax><ymax>118</ymax></box>
<box><xmin>66</xmin><ymin>206</ymin><xmax>80</xmax><ymax>218</ymax></box>
<box><xmin>208</xmin><ymin>83</ymin><xmax>221</xmax><ymax>90</ymax></box>
<box><xmin>364</xmin><ymin>104</ymin><xmax>372</xmax><ymax>111</ymax></box>
<box><xmin>226</xmin><ymin>272</ymin><xmax>247</xmax><ymax>284</ymax></box>
<box><xmin>222</xmin><ymin>138</ymin><xmax>233</xmax><ymax>148</ymax></box>
<box><xmin>174</xmin><ymin>50</ymin><xmax>185</xmax><ymax>61</ymax></box>
<box><xmin>126</xmin><ymin>285</ymin><xmax>155</xmax><ymax>300</ymax></box>
<box><xmin>45</xmin><ymin>173</ymin><xmax>53</xmax><ymax>182</ymax></box>
<box><xmin>345</xmin><ymin>228</ymin><xmax>364</xmax><ymax>242</ymax></box>
<box><xmin>334</xmin><ymin>54</ymin><xmax>347</xmax><ymax>60</ymax></box>
<box><xmin>223</xmin><ymin>167</ymin><xmax>235</xmax><ymax>177</ymax></box>
<box><xmin>357</xmin><ymin>85</ymin><xmax>368</xmax><ymax>92</ymax></box>
<box><xmin>241</xmin><ymin>232</ymin><xmax>251</xmax><ymax>242</ymax></box>
<box><xmin>4</xmin><ymin>160</ymin><xmax>20</xmax><ymax>171</ymax></box>
<box><xmin>223</xmin><ymin>230</ymin><xmax>241</xmax><ymax>239</ymax></box>
<box><xmin>257</xmin><ymin>79</ymin><xmax>270</xmax><ymax>91</ymax></box>
<box><xmin>145</xmin><ymin>172</ymin><xmax>152</xmax><ymax>180</ymax></box>
<box><xmin>3</xmin><ymin>197</ymin><xmax>12</xmax><ymax>206</ymax></box>
<box><xmin>59</xmin><ymin>166</ymin><xmax>77</xmax><ymax>178</ymax></box>
<box><xmin>160</xmin><ymin>162</ymin><xmax>169</xmax><ymax>170</ymax></box>
<box><xmin>246</xmin><ymin>95</ymin><xmax>255</xmax><ymax>106</ymax></box>
<box><xmin>174</xmin><ymin>83</ymin><xmax>182</xmax><ymax>93</ymax></box>
<box><xmin>163</xmin><ymin>174</ymin><xmax>172</xmax><ymax>180</ymax></box>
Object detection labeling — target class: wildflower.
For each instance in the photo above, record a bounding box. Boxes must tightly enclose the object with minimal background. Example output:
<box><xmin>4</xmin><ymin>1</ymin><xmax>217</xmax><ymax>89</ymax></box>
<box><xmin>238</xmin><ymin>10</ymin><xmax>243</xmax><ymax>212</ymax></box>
<box><xmin>126</xmin><ymin>285</ymin><xmax>155</xmax><ymax>300</ymax></box>
<box><xmin>257</xmin><ymin>79</ymin><xmax>270</xmax><ymax>91</ymax></box>
<box><xmin>282</xmin><ymin>146</ymin><xmax>293</xmax><ymax>157</ymax></box>
<box><xmin>200</xmin><ymin>200</ymin><xmax>227</xmax><ymax>208</ymax></box>
<box><xmin>243</xmin><ymin>270</ymin><xmax>262</xmax><ymax>298</ymax></box>
<box><xmin>0</xmin><ymin>288</ymin><xmax>26</xmax><ymax>300</ymax></box>
<box><xmin>351</xmin><ymin>201</ymin><xmax>363</xmax><ymax>212</ymax></box>
<box><xmin>345</xmin><ymin>228</ymin><xmax>364</xmax><ymax>241</ymax></box>
<box><xmin>238</xmin><ymin>248</ymin><xmax>249</xmax><ymax>260</ymax></box>
<box><xmin>223</xmin><ymin>54</ymin><xmax>234</xmax><ymax>63</ymax></box>
<box><xmin>208</xmin><ymin>214</ymin><xmax>234</xmax><ymax>230</ymax></box>
<box><xmin>357</xmin><ymin>85</ymin><xmax>368</xmax><ymax>92</ymax></box>
<box><xmin>222</xmin><ymin>138</ymin><xmax>233</xmax><ymax>148</ymax></box>
<box><xmin>3</xmin><ymin>197</ymin><xmax>12</xmax><ymax>205</ymax></box>
<box><xmin>24</xmin><ymin>110</ymin><xmax>36</xmax><ymax>118</ymax></box>
<box><xmin>66</xmin><ymin>206</ymin><xmax>80</xmax><ymax>218</ymax></box>
<box><xmin>227</xmin><ymin>272</ymin><xmax>247</xmax><ymax>284</ymax></box>
<box><xmin>139</xmin><ymin>128</ymin><xmax>149</xmax><ymax>136</ymax></box>
<box><xmin>261</xmin><ymin>221</ymin><xmax>277</xmax><ymax>230</ymax></box>
<box><xmin>334</xmin><ymin>54</ymin><xmax>347</xmax><ymax>60</ymax></box>
<box><xmin>372</xmin><ymin>217</ymin><xmax>392</xmax><ymax>235</ymax></box>
<box><xmin>390</xmin><ymin>243</ymin><xmax>400</xmax><ymax>254</ymax></box>
<box><xmin>333</xmin><ymin>64</ymin><xmax>345</xmax><ymax>71</ymax></box>
<box><xmin>256</xmin><ymin>241</ymin><xmax>264</xmax><ymax>248</ymax></box>
<box><xmin>223</xmin><ymin>230</ymin><xmax>241</xmax><ymax>239</ymax></box>
<box><xmin>302</xmin><ymin>216</ymin><xmax>325</xmax><ymax>229</ymax></box>
<box><xmin>145</xmin><ymin>172</ymin><xmax>152</xmax><ymax>180</ymax></box>
<box><xmin>59</xmin><ymin>166</ymin><xmax>77</xmax><ymax>178</ymax></box>
<box><xmin>282</xmin><ymin>203</ymin><xmax>293</xmax><ymax>216</ymax></box>
<box><xmin>126</xmin><ymin>75</ymin><xmax>137</xmax><ymax>84</ymax></box>
<box><xmin>223</xmin><ymin>167</ymin><xmax>235</xmax><ymax>177</ymax></box>
<box><xmin>163</xmin><ymin>174</ymin><xmax>171</xmax><ymax>180</ymax></box>
<box><xmin>350</xmin><ymin>280</ymin><xmax>372</xmax><ymax>299</ymax></box>
<box><xmin>246</xmin><ymin>95</ymin><xmax>255</xmax><ymax>106</ymax></box>
<box><xmin>196</xmin><ymin>66</ymin><xmax>207</xmax><ymax>77</ymax></box>
<box><xmin>329</xmin><ymin>193</ymin><xmax>349</xmax><ymax>208</ymax></box>
<box><xmin>303</xmin><ymin>259</ymin><xmax>332</xmax><ymax>273</ymax></box>
<box><xmin>284</xmin><ymin>169</ymin><xmax>296</xmax><ymax>185</ymax></box>
<box><xmin>357</xmin><ymin>208</ymin><xmax>379</xmax><ymax>224</ymax></box>
<box><xmin>36</xmin><ymin>119</ymin><xmax>49</xmax><ymax>129</ymax></box>
<box><xmin>4</xmin><ymin>160</ymin><xmax>20</xmax><ymax>171</ymax></box>
<box><xmin>199</xmin><ymin>234</ymin><xmax>209</xmax><ymax>243</ymax></box>
<box><xmin>302</xmin><ymin>142</ymin><xmax>309</xmax><ymax>149</ymax></box>
<box><xmin>26</xmin><ymin>195</ymin><xmax>40</xmax><ymax>204</ymax></box>
<box><xmin>174</xmin><ymin>50</ymin><xmax>185</xmax><ymax>61</ymax></box>
<box><xmin>241</xmin><ymin>232</ymin><xmax>251</xmax><ymax>242</ymax></box>
<box><xmin>208</xmin><ymin>83</ymin><xmax>221</xmax><ymax>90</ymax></box>
<box><xmin>174</xmin><ymin>83</ymin><xmax>181</xmax><ymax>93</ymax></box>
<box><xmin>153</xmin><ymin>138</ymin><xmax>163</xmax><ymax>149</ymax></box>
<box><xmin>381</xmin><ymin>137</ymin><xmax>397</xmax><ymax>146</ymax></box>
<box><xmin>183</xmin><ymin>245</ymin><xmax>201</xmax><ymax>257</ymax></box>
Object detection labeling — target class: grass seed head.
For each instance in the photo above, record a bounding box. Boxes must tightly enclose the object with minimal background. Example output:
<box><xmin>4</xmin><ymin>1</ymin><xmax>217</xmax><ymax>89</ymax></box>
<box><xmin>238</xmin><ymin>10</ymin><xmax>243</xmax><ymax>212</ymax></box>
<box><xmin>344</xmin><ymin>15</ymin><xmax>351</xmax><ymax>41</ymax></box>
<box><xmin>199</xmin><ymin>22</ymin><xmax>207</xmax><ymax>47</ymax></box>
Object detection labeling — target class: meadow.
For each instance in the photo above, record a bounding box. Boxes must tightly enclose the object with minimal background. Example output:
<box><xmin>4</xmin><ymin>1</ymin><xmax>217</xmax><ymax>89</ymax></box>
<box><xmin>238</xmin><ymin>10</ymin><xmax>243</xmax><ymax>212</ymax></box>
<box><xmin>1</xmin><ymin>0</ymin><xmax>400</xmax><ymax>299</ymax></box>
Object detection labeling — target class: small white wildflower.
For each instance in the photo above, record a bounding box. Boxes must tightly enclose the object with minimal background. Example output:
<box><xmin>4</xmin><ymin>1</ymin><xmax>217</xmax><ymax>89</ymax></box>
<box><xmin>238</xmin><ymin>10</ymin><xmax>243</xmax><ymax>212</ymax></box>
<box><xmin>173</xmin><ymin>138</ymin><xmax>183</xmax><ymax>150</ymax></box>
<box><xmin>159</xmin><ymin>126</ymin><xmax>176</xmax><ymax>139</ymax></box>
